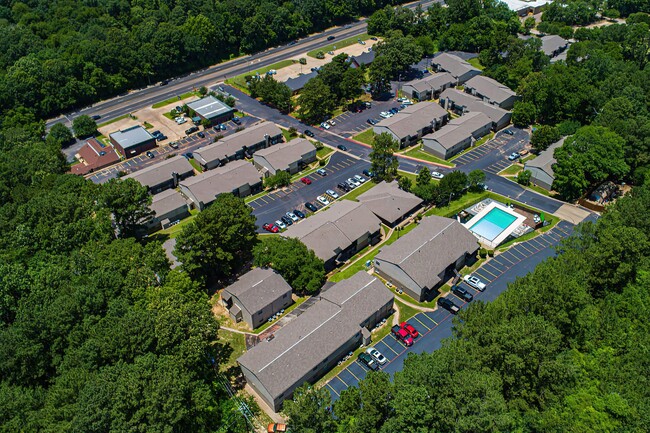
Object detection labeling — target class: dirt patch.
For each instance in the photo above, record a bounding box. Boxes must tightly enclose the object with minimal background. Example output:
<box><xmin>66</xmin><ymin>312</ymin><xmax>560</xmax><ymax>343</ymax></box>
<box><xmin>211</xmin><ymin>293</ymin><xmax>254</xmax><ymax>333</ymax></box>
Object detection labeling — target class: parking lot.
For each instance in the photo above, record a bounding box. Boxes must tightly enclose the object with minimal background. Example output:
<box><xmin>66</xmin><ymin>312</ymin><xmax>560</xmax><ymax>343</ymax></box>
<box><xmin>453</xmin><ymin>128</ymin><xmax>529</xmax><ymax>171</ymax></box>
<box><xmin>324</xmin><ymin>219</ymin><xmax>577</xmax><ymax>400</ymax></box>
<box><xmin>250</xmin><ymin>151</ymin><xmax>370</xmax><ymax>231</ymax></box>
<box><xmin>322</xmin><ymin>97</ymin><xmax>402</xmax><ymax>138</ymax></box>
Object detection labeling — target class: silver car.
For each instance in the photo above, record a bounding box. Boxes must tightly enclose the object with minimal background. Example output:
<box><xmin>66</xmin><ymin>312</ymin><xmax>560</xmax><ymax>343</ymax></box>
<box><xmin>326</xmin><ymin>189</ymin><xmax>339</xmax><ymax>199</ymax></box>
<box><xmin>366</xmin><ymin>347</ymin><xmax>387</xmax><ymax>365</ymax></box>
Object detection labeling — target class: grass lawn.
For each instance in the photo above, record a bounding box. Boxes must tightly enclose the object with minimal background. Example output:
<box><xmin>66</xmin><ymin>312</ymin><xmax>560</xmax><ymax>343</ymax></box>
<box><xmin>188</xmin><ymin>158</ymin><xmax>203</xmax><ymax>173</ymax></box>
<box><xmin>217</xmin><ymin>330</ymin><xmax>246</xmax><ymax>373</ymax></box>
<box><xmin>307</xmin><ymin>33</ymin><xmax>371</xmax><ymax>58</ymax></box>
<box><xmin>343</xmin><ymin>180</ymin><xmax>376</xmax><ymax>201</ymax></box>
<box><xmin>317</xmin><ymin>146</ymin><xmax>334</xmax><ymax>159</ymax></box>
<box><xmin>143</xmin><ymin>121</ymin><xmax>154</xmax><ymax>129</ymax></box>
<box><xmin>226</xmin><ymin>59</ymin><xmax>296</xmax><ymax>90</ymax></box>
<box><xmin>499</xmin><ymin>164</ymin><xmax>523</xmax><ymax>176</ymax></box>
<box><xmin>526</xmin><ymin>183</ymin><xmax>555</xmax><ymax>197</ymax></box>
<box><xmin>424</xmin><ymin>191</ymin><xmax>491</xmax><ymax>217</ymax></box>
<box><xmin>395</xmin><ymin>299</ymin><xmax>420</xmax><ymax>322</ymax></box>
<box><xmin>397</xmin><ymin>170</ymin><xmax>417</xmax><ymax>184</ymax></box>
<box><xmin>402</xmin><ymin>147</ymin><xmax>455</xmax><ymax>167</ymax></box>
<box><xmin>155</xmin><ymin>208</ymin><xmax>199</xmax><ymax>239</ymax></box>
<box><xmin>281</xmin><ymin>128</ymin><xmax>297</xmax><ymax>142</ymax></box>
<box><xmin>152</xmin><ymin>91</ymin><xmax>198</xmax><ymax>109</ymax></box>
<box><xmin>97</xmin><ymin>114</ymin><xmax>132</xmax><ymax>128</ymax></box>
<box><xmin>352</xmin><ymin>128</ymin><xmax>375</xmax><ymax>145</ymax></box>
<box><xmin>468</xmin><ymin>58</ymin><xmax>484</xmax><ymax>70</ymax></box>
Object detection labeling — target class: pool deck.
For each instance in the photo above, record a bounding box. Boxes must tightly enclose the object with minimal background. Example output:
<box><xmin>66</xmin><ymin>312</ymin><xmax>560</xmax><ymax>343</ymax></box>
<box><xmin>463</xmin><ymin>202</ymin><xmax>526</xmax><ymax>248</ymax></box>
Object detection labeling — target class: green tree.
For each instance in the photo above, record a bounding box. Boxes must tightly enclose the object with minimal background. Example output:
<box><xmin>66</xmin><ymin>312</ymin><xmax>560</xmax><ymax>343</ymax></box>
<box><xmin>72</xmin><ymin>115</ymin><xmax>98</xmax><ymax>138</ymax></box>
<box><xmin>398</xmin><ymin>176</ymin><xmax>412</xmax><ymax>191</ymax></box>
<box><xmin>284</xmin><ymin>384</ymin><xmax>335</xmax><ymax>433</ymax></box>
<box><xmin>298</xmin><ymin>77</ymin><xmax>336</xmax><ymax>123</ymax></box>
<box><xmin>253</xmin><ymin>237</ymin><xmax>325</xmax><ymax>294</ymax></box>
<box><xmin>516</xmin><ymin>169</ymin><xmax>532</xmax><ymax>185</ymax></box>
<box><xmin>438</xmin><ymin>170</ymin><xmax>468</xmax><ymax>204</ymax></box>
<box><xmin>416</xmin><ymin>166</ymin><xmax>431</xmax><ymax>188</ymax></box>
<box><xmin>511</xmin><ymin>101</ymin><xmax>537</xmax><ymax>127</ymax></box>
<box><xmin>467</xmin><ymin>169</ymin><xmax>486</xmax><ymax>191</ymax></box>
<box><xmin>47</xmin><ymin>123</ymin><xmax>73</xmax><ymax>146</ymax></box>
<box><xmin>99</xmin><ymin>178</ymin><xmax>153</xmax><ymax>238</ymax></box>
<box><xmin>369</xmin><ymin>132</ymin><xmax>399</xmax><ymax>182</ymax></box>
<box><xmin>531</xmin><ymin>125</ymin><xmax>561</xmax><ymax>152</ymax></box>
<box><xmin>264</xmin><ymin>170</ymin><xmax>291</xmax><ymax>189</ymax></box>
<box><xmin>174</xmin><ymin>194</ymin><xmax>257</xmax><ymax>283</ymax></box>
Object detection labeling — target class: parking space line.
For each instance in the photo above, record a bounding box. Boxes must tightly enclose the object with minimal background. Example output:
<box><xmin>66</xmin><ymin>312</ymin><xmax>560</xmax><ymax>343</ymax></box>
<box><xmin>497</xmin><ymin>254</ymin><xmax>516</xmax><ymax>265</ymax></box>
<box><xmin>474</xmin><ymin>270</ymin><xmax>493</xmax><ymax>282</ymax></box>
<box><xmin>490</xmin><ymin>257</ymin><xmax>511</xmax><ymax>268</ymax></box>
<box><xmin>413</xmin><ymin>315</ymin><xmax>432</xmax><ymax>332</ymax></box>
<box><xmin>528</xmin><ymin>238</ymin><xmax>547</xmax><ymax>249</ymax></box>
<box><xmin>480</xmin><ymin>266</ymin><xmax>500</xmax><ymax>279</ymax></box>
<box><xmin>423</xmin><ymin>313</ymin><xmax>438</xmax><ymax>326</ymax></box>
<box><xmin>508</xmin><ymin>248</ymin><xmax>526</xmax><ymax>261</ymax></box>
<box><xmin>519</xmin><ymin>243</ymin><xmax>536</xmax><ymax>255</ymax></box>
<box><xmin>347</xmin><ymin>366</ymin><xmax>363</xmax><ymax>381</ymax></box>
<box><xmin>326</xmin><ymin>382</ymin><xmax>340</xmax><ymax>397</ymax></box>
<box><xmin>380</xmin><ymin>339</ymin><xmax>401</xmax><ymax>355</ymax></box>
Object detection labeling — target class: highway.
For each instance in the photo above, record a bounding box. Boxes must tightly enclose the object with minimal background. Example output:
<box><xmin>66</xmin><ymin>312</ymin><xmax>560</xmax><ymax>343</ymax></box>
<box><xmin>46</xmin><ymin>0</ymin><xmax>438</xmax><ymax>130</ymax></box>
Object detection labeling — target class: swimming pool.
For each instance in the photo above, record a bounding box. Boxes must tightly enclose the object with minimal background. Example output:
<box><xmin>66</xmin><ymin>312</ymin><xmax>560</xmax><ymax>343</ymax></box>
<box><xmin>469</xmin><ymin>207</ymin><xmax>518</xmax><ymax>241</ymax></box>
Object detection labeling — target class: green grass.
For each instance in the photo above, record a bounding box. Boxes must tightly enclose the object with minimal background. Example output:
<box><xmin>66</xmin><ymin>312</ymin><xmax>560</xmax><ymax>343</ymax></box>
<box><xmin>395</xmin><ymin>299</ymin><xmax>419</xmax><ymax>322</ymax></box>
<box><xmin>281</xmin><ymin>128</ymin><xmax>297</xmax><ymax>142</ymax></box>
<box><xmin>468</xmin><ymin>57</ymin><xmax>484</xmax><ymax>70</ymax></box>
<box><xmin>352</xmin><ymin>128</ymin><xmax>375</xmax><ymax>145</ymax></box>
<box><xmin>188</xmin><ymin>158</ymin><xmax>203</xmax><ymax>173</ymax></box>
<box><xmin>217</xmin><ymin>330</ymin><xmax>246</xmax><ymax>373</ymax></box>
<box><xmin>143</xmin><ymin>121</ymin><xmax>154</xmax><ymax>129</ymax></box>
<box><xmin>497</xmin><ymin>216</ymin><xmax>558</xmax><ymax>252</ymax></box>
<box><xmin>424</xmin><ymin>191</ymin><xmax>491</xmax><ymax>217</ymax></box>
<box><xmin>402</xmin><ymin>147</ymin><xmax>455</xmax><ymax>167</ymax></box>
<box><xmin>397</xmin><ymin>170</ymin><xmax>417</xmax><ymax>183</ymax></box>
<box><xmin>252</xmin><ymin>297</ymin><xmax>308</xmax><ymax>334</ymax></box>
<box><xmin>526</xmin><ymin>183</ymin><xmax>555</xmax><ymax>197</ymax></box>
<box><xmin>499</xmin><ymin>164</ymin><xmax>523</xmax><ymax>176</ymax></box>
<box><xmin>226</xmin><ymin>59</ymin><xmax>296</xmax><ymax>90</ymax></box>
<box><xmin>156</xmin><ymin>208</ymin><xmax>199</xmax><ymax>239</ymax></box>
<box><xmin>317</xmin><ymin>146</ymin><xmax>334</xmax><ymax>159</ymax></box>
<box><xmin>343</xmin><ymin>180</ymin><xmax>376</xmax><ymax>201</ymax></box>
<box><xmin>307</xmin><ymin>33</ymin><xmax>371</xmax><ymax>58</ymax></box>
<box><xmin>152</xmin><ymin>91</ymin><xmax>198</xmax><ymax>109</ymax></box>
<box><xmin>97</xmin><ymin>114</ymin><xmax>132</xmax><ymax>128</ymax></box>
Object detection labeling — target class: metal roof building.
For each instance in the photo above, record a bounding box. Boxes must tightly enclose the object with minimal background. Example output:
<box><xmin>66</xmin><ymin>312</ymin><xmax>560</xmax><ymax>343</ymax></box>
<box><xmin>186</xmin><ymin>96</ymin><xmax>235</xmax><ymax>124</ymax></box>
<box><xmin>109</xmin><ymin>125</ymin><xmax>157</xmax><ymax>158</ymax></box>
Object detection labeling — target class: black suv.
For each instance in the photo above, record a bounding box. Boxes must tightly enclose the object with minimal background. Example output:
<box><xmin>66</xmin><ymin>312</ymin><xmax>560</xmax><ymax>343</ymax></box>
<box><xmin>232</xmin><ymin>117</ymin><xmax>241</xmax><ymax>125</ymax></box>
<box><xmin>185</xmin><ymin>126</ymin><xmax>199</xmax><ymax>135</ymax></box>
<box><xmin>358</xmin><ymin>353</ymin><xmax>379</xmax><ymax>371</ymax></box>
<box><xmin>280</xmin><ymin>215</ymin><xmax>293</xmax><ymax>226</ymax></box>
<box><xmin>304</xmin><ymin>129</ymin><xmax>315</xmax><ymax>137</ymax></box>
<box><xmin>452</xmin><ymin>286</ymin><xmax>474</xmax><ymax>302</ymax></box>
<box><xmin>438</xmin><ymin>297</ymin><xmax>460</xmax><ymax>314</ymax></box>
<box><xmin>337</xmin><ymin>182</ymin><xmax>350</xmax><ymax>192</ymax></box>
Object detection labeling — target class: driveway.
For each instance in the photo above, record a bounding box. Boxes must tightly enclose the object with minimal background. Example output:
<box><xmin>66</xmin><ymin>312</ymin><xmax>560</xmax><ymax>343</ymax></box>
<box><xmin>327</xmin><ymin>99</ymin><xmax>402</xmax><ymax>138</ymax></box>
<box><xmin>253</xmin><ymin>151</ymin><xmax>369</xmax><ymax>231</ymax></box>
<box><xmin>325</xmin><ymin>219</ymin><xmax>584</xmax><ymax>400</ymax></box>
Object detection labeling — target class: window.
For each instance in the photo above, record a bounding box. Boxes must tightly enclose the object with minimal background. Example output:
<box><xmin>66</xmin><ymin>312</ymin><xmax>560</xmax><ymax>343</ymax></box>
<box><xmin>283</xmin><ymin>293</ymin><xmax>288</xmax><ymax>298</ymax></box>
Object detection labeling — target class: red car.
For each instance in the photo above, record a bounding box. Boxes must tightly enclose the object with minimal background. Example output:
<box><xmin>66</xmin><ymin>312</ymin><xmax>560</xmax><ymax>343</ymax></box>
<box><xmin>262</xmin><ymin>223</ymin><xmax>279</xmax><ymax>233</ymax></box>
<box><xmin>300</xmin><ymin>177</ymin><xmax>312</xmax><ymax>185</ymax></box>
<box><xmin>400</xmin><ymin>322</ymin><xmax>419</xmax><ymax>338</ymax></box>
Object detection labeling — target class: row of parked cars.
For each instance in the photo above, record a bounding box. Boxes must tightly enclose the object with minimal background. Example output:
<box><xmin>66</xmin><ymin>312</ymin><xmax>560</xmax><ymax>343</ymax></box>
<box><xmin>437</xmin><ymin>274</ymin><xmax>487</xmax><ymax>314</ymax></box>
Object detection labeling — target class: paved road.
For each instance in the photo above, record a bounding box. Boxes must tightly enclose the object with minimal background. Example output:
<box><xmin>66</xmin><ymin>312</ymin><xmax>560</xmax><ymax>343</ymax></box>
<box><xmin>46</xmin><ymin>0</ymin><xmax>439</xmax><ymax>131</ymax></box>
<box><xmin>325</xmin><ymin>218</ymin><xmax>591</xmax><ymax>400</ymax></box>
<box><xmin>252</xmin><ymin>152</ymin><xmax>369</xmax><ymax>232</ymax></box>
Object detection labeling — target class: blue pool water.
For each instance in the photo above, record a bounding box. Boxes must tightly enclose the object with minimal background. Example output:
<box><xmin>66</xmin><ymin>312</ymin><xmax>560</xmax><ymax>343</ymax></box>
<box><xmin>469</xmin><ymin>207</ymin><xmax>517</xmax><ymax>241</ymax></box>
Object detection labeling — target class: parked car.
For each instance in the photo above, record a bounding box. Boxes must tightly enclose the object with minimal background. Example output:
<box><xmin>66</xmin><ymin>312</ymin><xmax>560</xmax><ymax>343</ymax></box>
<box><xmin>452</xmin><ymin>286</ymin><xmax>474</xmax><ymax>302</ymax></box>
<box><xmin>463</xmin><ymin>274</ymin><xmax>487</xmax><ymax>291</ymax></box>
<box><xmin>431</xmin><ymin>171</ymin><xmax>444</xmax><ymax>179</ymax></box>
<box><xmin>391</xmin><ymin>325</ymin><xmax>414</xmax><ymax>346</ymax></box>
<box><xmin>364</xmin><ymin>101</ymin><xmax>372</xmax><ymax>108</ymax></box>
<box><xmin>169</xmin><ymin>141</ymin><xmax>179</xmax><ymax>149</ymax></box>
<box><xmin>183</xmin><ymin>152</ymin><xmax>193</xmax><ymax>159</ymax></box>
<box><xmin>275</xmin><ymin>219</ymin><xmax>287</xmax><ymax>230</ymax></box>
<box><xmin>280</xmin><ymin>215</ymin><xmax>293</xmax><ymax>226</ymax></box>
<box><xmin>304</xmin><ymin>129</ymin><xmax>315</xmax><ymax>137</ymax></box>
<box><xmin>326</xmin><ymin>189</ymin><xmax>339</xmax><ymax>199</ymax></box>
<box><xmin>263</xmin><ymin>223</ymin><xmax>279</xmax><ymax>233</ymax></box>
<box><xmin>145</xmin><ymin>151</ymin><xmax>155</xmax><ymax>158</ymax></box>
<box><xmin>370</xmin><ymin>36</ymin><xmax>378</xmax><ymax>41</ymax></box>
<box><xmin>267</xmin><ymin>423</ymin><xmax>288</xmax><ymax>433</ymax></box>
<box><xmin>345</xmin><ymin>181</ymin><xmax>356</xmax><ymax>190</ymax></box>
<box><xmin>379</xmin><ymin>111</ymin><xmax>391</xmax><ymax>119</ymax></box>
<box><xmin>151</xmin><ymin>130</ymin><xmax>162</xmax><ymax>138</ymax></box>
<box><xmin>317</xmin><ymin>195</ymin><xmax>330</xmax><ymax>205</ymax></box>
<box><xmin>362</xmin><ymin>169</ymin><xmax>374</xmax><ymax>178</ymax></box>
<box><xmin>358</xmin><ymin>352</ymin><xmax>379</xmax><ymax>371</ymax></box>
<box><xmin>337</xmin><ymin>182</ymin><xmax>350</xmax><ymax>192</ymax></box>
<box><xmin>347</xmin><ymin>177</ymin><xmax>361</xmax><ymax>187</ymax></box>
<box><xmin>367</xmin><ymin>118</ymin><xmax>377</xmax><ymax>125</ymax></box>
<box><xmin>400</xmin><ymin>322</ymin><xmax>419</xmax><ymax>339</ymax></box>
<box><xmin>503</xmin><ymin>129</ymin><xmax>514</xmax><ymax>135</ymax></box>
<box><xmin>508</xmin><ymin>152</ymin><xmax>520</xmax><ymax>161</ymax></box>
<box><xmin>159</xmin><ymin>80</ymin><xmax>169</xmax><ymax>86</ymax></box>
<box><xmin>518</xmin><ymin>149</ymin><xmax>529</xmax><ymax>157</ymax></box>
<box><xmin>438</xmin><ymin>297</ymin><xmax>460</xmax><ymax>314</ymax></box>
<box><xmin>231</xmin><ymin>117</ymin><xmax>241</xmax><ymax>125</ymax></box>
<box><xmin>157</xmin><ymin>134</ymin><xmax>167</xmax><ymax>141</ymax></box>
<box><xmin>197</xmin><ymin>131</ymin><xmax>205</xmax><ymax>138</ymax></box>
<box><xmin>286</xmin><ymin>212</ymin><xmax>299</xmax><ymax>222</ymax></box>
<box><xmin>320</xmin><ymin>122</ymin><xmax>331</xmax><ymax>130</ymax></box>
<box><xmin>328</xmin><ymin>119</ymin><xmax>336</xmax><ymax>126</ymax></box>
<box><xmin>185</xmin><ymin>126</ymin><xmax>198</xmax><ymax>135</ymax></box>
<box><xmin>175</xmin><ymin>117</ymin><xmax>187</xmax><ymax>125</ymax></box>
<box><xmin>305</xmin><ymin>202</ymin><xmax>318</xmax><ymax>212</ymax></box>
<box><xmin>353</xmin><ymin>174</ymin><xmax>366</xmax><ymax>183</ymax></box>
<box><xmin>316</xmin><ymin>168</ymin><xmax>327</xmax><ymax>176</ymax></box>
<box><xmin>366</xmin><ymin>347</ymin><xmax>387</xmax><ymax>365</ymax></box>
<box><xmin>293</xmin><ymin>209</ymin><xmax>306</xmax><ymax>219</ymax></box>
<box><xmin>337</xmin><ymin>144</ymin><xmax>348</xmax><ymax>151</ymax></box>
<box><xmin>328</xmin><ymin>51</ymin><xmax>335</xmax><ymax>55</ymax></box>
<box><xmin>300</xmin><ymin>177</ymin><xmax>312</xmax><ymax>185</ymax></box>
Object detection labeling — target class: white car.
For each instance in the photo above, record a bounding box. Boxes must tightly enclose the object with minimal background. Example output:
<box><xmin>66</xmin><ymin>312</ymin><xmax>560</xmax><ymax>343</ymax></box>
<box><xmin>347</xmin><ymin>177</ymin><xmax>361</xmax><ymax>187</ymax></box>
<box><xmin>175</xmin><ymin>117</ymin><xmax>187</xmax><ymax>125</ymax></box>
<box><xmin>275</xmin><ymin>220</ymin><xmax>286</xmax><ymax>230</ymax></box>
<box><xmin>366</xmin><ymin>347</ymin><xmax>387</xmax><ymax>365</ymax></box>
<box><xmin>328</xmin><ymin>119</ymin><xmax>336</xmax><ymax>126</ymax></box>
<box><xmin>464</xmin><ymin>274</ymin><xmax>487</xmax><ymax>291</ymax></box>
<box><xmin>379</xmin><ymin>111</ymin><xmax>391</xmax><ymax>119</ymax></box>
<box><xmin>317</xmin><ymin>195</ymin><xmax>330</xmax><ymax>205</ymax></box>
<box><xmin>326</xmin><ymin>189</ymin><xmax>339</xmax><ymax>199</ymax></box>
<box><xmin>354</xmin><ymin>174</ymin><xmax>366</xmax><ymax>183</ymax></box>
<box><xmin>431</xmin><ymin>171</ymin><xmax>445</xmax><ymax>180</ymax></box>
<box><xmin>402</xmin><ymin>99</ymin><xmax>413</xmax><ymax>105</ymax></box>
<box><xmin>320</xmin><ymin>122</ymin><xmax>331</xmax><ymax>130</ymax></box>
<box><xmin>286</xmin><ymin>212</ymin><xmax>299</xmax><ymax>222</ymax></box>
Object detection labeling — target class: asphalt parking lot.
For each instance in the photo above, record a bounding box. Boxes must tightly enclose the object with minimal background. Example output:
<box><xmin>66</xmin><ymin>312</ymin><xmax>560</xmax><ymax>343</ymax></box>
<box><xmin>325</xmin><ymin>219</ymin><xmax>577</xmax><ymax>400</ymax></box>
<box><xmin>87</xmin><ymin>115</ymin><xmax>260</xmax><ymax>183</ymax></box>
<box><xmin>453</xmin><ymin>128</ymin><xmax>529</xmax><ymax>171</ymax></box>
<box><xmin>250</xmin><ymin>151</ymin><xmax>370</xmax><ymax>232</ymax></box>
<box><xmin>325</xmin><ymin>98</ymin><xmax>402</xmax><ymax>138</ymax></box>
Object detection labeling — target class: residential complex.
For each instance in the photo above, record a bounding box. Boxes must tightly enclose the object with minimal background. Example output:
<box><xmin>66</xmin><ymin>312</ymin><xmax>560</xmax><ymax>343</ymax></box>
<box><xmin>253</xmin><ymin>138</ymin><xmax>317</xmax><ymax>176</ymax></box>
<box><xmin>464</xmin><ymin>75</ymin><xmax>518</xmax><ymax>109</ymax></box>
<box><xmin>146</xmin><ymin>189</ymin><xmax>190</xmax><ymax>232</ymax></box>
<box><xmin>439</xmin><ymin>88</ymin><xmax>512</xmax><ymax>130</ymax></box>
<box><xmin>431</xmin><ymin>53</ymin><xmax>482</xmax><ymax>85</ymax></box>
<box><xmin>401</xmin><ymin>72</ymin><xmax>455</xmax><ymax>101</ymax></box>
<box><xmin>524</xmin><ymin>138</ymin><xmax>566</xmax><ymax>190</ymax></box>
<box><xmin>356</xmin><ymin>181</ymin><xmax>423</xmax><ymax>227</ymax></box>
<box><xmin>123</xmin><ymin>155</ymin><xmax>194</xmax><ymax>194</ymax></box>
<box><xmin>373</xmin><ymin>101</ymin><xmax>449</xmax><ymax>148</ymax></box>
<box><xmin>422</xmin><ymin>112</ymin><xmax>492</xmax><ymax>159</ymax></box>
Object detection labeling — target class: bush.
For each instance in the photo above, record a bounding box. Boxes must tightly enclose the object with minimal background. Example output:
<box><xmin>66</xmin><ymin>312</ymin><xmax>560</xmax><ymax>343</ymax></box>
<box><xmin>516</xmin><ymin>170</ymin><xmax>532</xmax><ymax>186</ymax></box>
<box><xmin>299</xmin><ymin>58</ymin><xmax>307</xmax><ymax>65</ymax></box>
<box><xmin>479</xmin><ymin>248</ymin><xmax>488</xmax><ymax>258</ymax></box>
<box><xmin>72</xmin><ymin>115</ymin><xmax>98</xmax><ymax>138</ymax></box>
<box><xmin>316</xmin><ymin>51</ymin><xmax>325</xmax><ymax>59</ymax></box>
<box><xmin>488</xmin><ymin>250</ymin><xmax>495</xmax><ymax>257</ymax></box>
<box><xmin>319</xmin><ymin>159</ymin><xmax>326</xmax><ymax>166</ymax></box>
<box><xmin>288</xmin><ymin>127</ymin><xmax>297</xmax><ymax>137</ymax></box>
<box><xmin>314</xmin><ymin>141</ymin><xmax>324</xmax><ymax>150</ymax></box>
<box><xmin>199</xmin><ymin>86</ymin><xmax>208</xmax><ymax>96</ymax></box>
<box><xmin>264</xmin><ymin>170</ymin><xmax>291</xmax><ymax>189</ymax></box>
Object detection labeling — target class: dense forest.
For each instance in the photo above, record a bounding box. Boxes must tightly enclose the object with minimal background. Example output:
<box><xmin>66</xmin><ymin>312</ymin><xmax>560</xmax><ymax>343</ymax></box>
<box><xmin>284</xmin><ymin>175</ymin><xmax>650</xmax><ymax>433</ymax></box>
<box><xmin>0</xmin><ymin>0</ymin><xmax>405</xmax><ymax>123</ymax></box>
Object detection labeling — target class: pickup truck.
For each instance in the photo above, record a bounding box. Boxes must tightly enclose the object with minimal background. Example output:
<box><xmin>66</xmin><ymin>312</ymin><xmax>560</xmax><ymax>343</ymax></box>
<box><xmin>438</xmin><ymin>297</ymin><xmax>460</xmax><ymax>314</ymax></box>
<box><xmin>391</xmin><ymin>325</ymin><xmax>414</xmax><ymax>346</ymax></box>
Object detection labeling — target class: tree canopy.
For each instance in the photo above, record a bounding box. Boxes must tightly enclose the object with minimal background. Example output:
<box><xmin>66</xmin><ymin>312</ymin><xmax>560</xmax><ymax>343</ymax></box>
<box><xmin>369</xmin><ymin>132</ymin><xmax>399</xmax><ymax>182</ymax></box>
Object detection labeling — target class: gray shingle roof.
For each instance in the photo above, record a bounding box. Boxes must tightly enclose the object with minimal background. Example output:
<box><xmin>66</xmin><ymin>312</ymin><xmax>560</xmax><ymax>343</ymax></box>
<box><xmin>375</xmin><ymin>101</ymin><xmax>448</xmax><ymax>140</ymax></box>
<box><xmin>540</xmin><ymin>35</ymin><xmax>569</xmax><ymax>57</ymax></box>
<box><xmin>440</xmin><ymin>88</ymin><xmax>511</xmax><ymax>125</ymax></box>
<box><xmin>281</xmin><ymin>201</ymin><xmax>381</xmax><ymax>262</ymax></box>
<box><xmin>123</xmin><ymin>155</ymin><xmax>194</xmax><ymax>188</ymax></box>
<box><xmin>432</xmin><ymin>53</ymin><xmax>481</xmax><ymax>80</ymax></box>
<box><xmin>284</xmin><ymin>71</ymin><xmax>318</xmax><ymax>92</ymax></box>
<box><xmin>194</xmin><ymin>122</ymin><xmax>283</xmax><ymax>166</ymax></box>
<box><xmin>375</xmin><ymin>216</ymin><xmax>478</xmax><ymax>288</ymax></box>
<box><xmin>525</xmin><ymin>137</ymin><xmax>566</xmax><ymax>176</ymax></box>
<box><xmin>422</xmin><ymin>112</ymin><xmax>492</xmax><ymax>150</ymax></box>
<box><xmin>464</xmin><ymin>75</ymin><xmax>516</xmax><ymax>105</ymax></box>
<box><xmin>180</xmin><ymin>160</ymin><xmax>261</xmax><ymax>206</ymax></box>
<box><xmin>404</xmin><ymin>72</ymin><xmax>455</xmax><ymax>93</ymax></box>
<box><xmin>356</xmin><ymin>181</ymin><xmax>423</xmax><ymax>225</ymax></box>
<box><xmin>222</xmin><ymin>268</ymin><xmax>292</xmax><ymax>315</ymax></box>
<box><xmin>150</xmin><ymin>189</ymin><xmax>188</xmax><ymax>217</ymax></box>
<box><xmin>352</xmin><ymin>50</ymin><xmax>375</xmax><ymax>66</ymax></box>
<box><xmin>237</xmin><ymin>272</ymin><xmax>393</xmax><ymax>400</ymax></box>
<box><xmin>109</xmin><ymin>126</ymin><xmax>154</xmax><ymax>150</ymax></box>
<box><xmin>253</xmin><ymin>138</ymin><xmax>315</xmax><ymax>172</ymax></box>
<box><xmin>186</xmin><ymin>96</ymin><xmax>233</xmax><ymax>120</ymax></box>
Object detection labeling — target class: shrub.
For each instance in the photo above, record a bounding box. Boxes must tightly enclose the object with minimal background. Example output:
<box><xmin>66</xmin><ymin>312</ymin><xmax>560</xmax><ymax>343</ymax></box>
<box><xmin>316</xmin><ymin>51</ymin><xmax>325</xmax><ymax>59</ymax></box>
<box><xmin>479</xmin><ymin>248</ymin><xmax>488</xmax><ymax>258</ymax></box>
<box><xmin>488</xmin><ymin>250</ymin><xmax>495</xmax><ymax>257</ymax></box>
